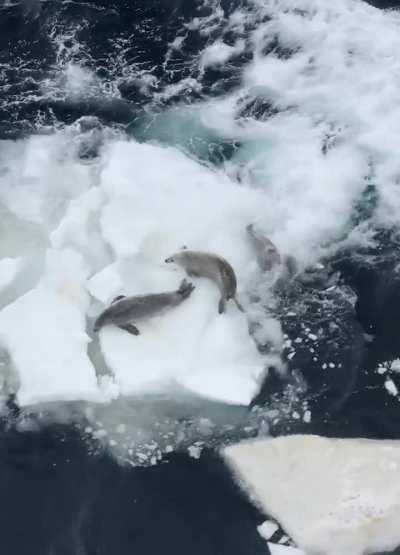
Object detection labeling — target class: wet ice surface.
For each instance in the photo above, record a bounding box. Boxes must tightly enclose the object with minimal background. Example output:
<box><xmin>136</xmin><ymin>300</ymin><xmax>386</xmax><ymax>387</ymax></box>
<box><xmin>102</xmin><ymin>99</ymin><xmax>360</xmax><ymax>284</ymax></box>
<box><xmin>224</xmin><ymin>435</ymin><xmax>400</xmax><ymax>555</ymax></box>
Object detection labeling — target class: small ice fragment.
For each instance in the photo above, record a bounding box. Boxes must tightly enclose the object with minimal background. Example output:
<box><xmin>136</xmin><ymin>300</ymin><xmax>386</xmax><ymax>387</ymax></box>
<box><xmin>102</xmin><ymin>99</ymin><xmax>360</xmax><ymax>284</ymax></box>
<box><xmin>116</xmin><ymin>423</ymin><xmax>126</xmax><ymax>434</ymax></box>
<box><xmin>377</xmin><ymin>365</ymin><xmax>387</xmax><ymax>375</ymax></box>
<box><xmin>292</xmin><ymin>412</ymin><xmax>300</xmax><ymax>420</ymax></box>
<box><xmin>391</xmin><ymin>359</ymin><xmax>400</xmax><ymax>372</ymax></box>
<box><xmin>328</xmin><ymin>363</ymin><xmax>335</xmax><ymax>369</ymax></box>
<box><xmin>303</xmin><ymin>410</ymin><xmax>311</xmax><ymax>423</ymax></box>
<box><xmin>258</xmin><ymin>520</ymin><xmax>279</xmax><ymax>540</ymax></box>
<box><xmin>308</xmin><ymin>334</ymin><xmax>317</xmax><ymax>341</ymax></box>
<box><xmin>322</xmin><ymin>363</ymin><xmax>327</xmax><ymax>369</ymax></box>
<box><xmin>287</xmin><ymin>352</ymin><xmax>295</xmax><ymax>360</ymax></box>
<box><xmin>385</xmin><ymin>379</ymin><xmax>398</xmax><ymax>396</ymax></box>
<box><xmin>188</xmin><ymin>445</ymin><xmax>202</xmax><ymax>459</ymax></box>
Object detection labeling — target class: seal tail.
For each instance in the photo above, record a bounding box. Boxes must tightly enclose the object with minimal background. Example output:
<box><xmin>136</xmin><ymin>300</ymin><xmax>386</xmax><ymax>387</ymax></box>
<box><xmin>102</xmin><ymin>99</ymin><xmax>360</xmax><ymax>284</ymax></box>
<box><xmin>234</xmin><ymin>297</ymin><xmax>245</xmax><ymax>313</ymax></box>
<box><xmin>177</xmin><ymin>278</ymin><xmax>195</xmax><ymax>299</ymax></box>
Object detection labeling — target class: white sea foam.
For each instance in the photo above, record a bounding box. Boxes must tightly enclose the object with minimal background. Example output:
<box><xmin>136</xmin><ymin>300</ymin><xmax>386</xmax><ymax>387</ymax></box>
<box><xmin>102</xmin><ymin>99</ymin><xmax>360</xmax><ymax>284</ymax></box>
<box><xmin>200</xmin><ymin>39</ymin><xmax>245</xmax><ymax>69</ymax></box>
<box><xmin>224</xmin><ymin>435</ymin><xmax>400</xmax><ymax>555</ymax></box>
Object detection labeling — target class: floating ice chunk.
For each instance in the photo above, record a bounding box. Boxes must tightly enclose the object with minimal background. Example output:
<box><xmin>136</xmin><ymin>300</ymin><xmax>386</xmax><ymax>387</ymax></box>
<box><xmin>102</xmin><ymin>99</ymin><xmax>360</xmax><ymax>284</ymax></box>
<box><xmin>0</xmin><ymin>257</ymin><xmax>22</xmax><ymax>293</ymax></box>
<box><xmin>391</xmin><ymin>359</ymin><xmax>400</xmax><ymax>373</ymax></box>
<box><xmin>98</xmin><ymin>277</ymin><xmax>264</xmax><ymax>405</ymax></box>
<box><xmin>268</xmin><ymin>544</ymin><xmax>304</xmax><ymax>555</ymax></box>
<box><xmin>0</xmin><ymin>248</ymin><xmax>100</xmax><ymax>405</ymax></box>
<box><xmin>224</xmin><ymin>436</ymin><xmax>400</xmax><ymax>555</ymax></box>
<box><xmin>303</xmin><ymin>410</ymin><xmax>311</xmax><ymax>423</ymax></box>
<box><xmin>385</xmin><ymin>378</ymin><xmax>398</xmax><ymax>397</ymax></box>
<box><xmin>0</xmin><ymin>285</ymin><xmax>99</xmax><ymax>405</ymax></box>
<box><xmin>258</xmin><ymin>520</ymin><xmax>279</xmax><ymax>540</ymax></box>
<box><xmin>99</xmin><ymin>139</ymin><xmax>267</xmax><ymax>272</ymax></box>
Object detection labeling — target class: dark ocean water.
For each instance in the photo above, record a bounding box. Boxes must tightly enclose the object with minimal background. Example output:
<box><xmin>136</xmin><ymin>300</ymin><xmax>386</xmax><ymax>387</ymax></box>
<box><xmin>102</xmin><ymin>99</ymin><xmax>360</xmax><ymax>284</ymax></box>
<box><xmin>2</xmin><ymin>0</ymin><xmax>400</xmax><ymax>553</ymax></box>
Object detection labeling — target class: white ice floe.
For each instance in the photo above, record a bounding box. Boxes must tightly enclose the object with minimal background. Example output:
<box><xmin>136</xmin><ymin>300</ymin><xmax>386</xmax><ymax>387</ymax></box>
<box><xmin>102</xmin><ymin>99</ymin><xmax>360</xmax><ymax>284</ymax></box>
<box><xmin>257</xmin><ymin>520</ymin><xmax>279</xmax><ymax>540</ymax></box>
<box><xmin>224</xmin><ymin>435</ymin><xmax>400</xmax><ymax>555</ymax></box>
<box><xmin>384</xmin><ymin>378</ymin><xmax>398</xmax><ymax>397</ymax></box>
<box><xmin>0</xmin><ymin>257</ymin><xmax>22</xmax><ymax>293</ymax></box>
<box><xmin>88</xmin><ymin>139</ymin><xmax>268</xmax><ymax>404</ymax></box>
<box><xmin>0</xmin><ymin>248</ymin><xmax>100</xmax><ymax>405</ymax></box>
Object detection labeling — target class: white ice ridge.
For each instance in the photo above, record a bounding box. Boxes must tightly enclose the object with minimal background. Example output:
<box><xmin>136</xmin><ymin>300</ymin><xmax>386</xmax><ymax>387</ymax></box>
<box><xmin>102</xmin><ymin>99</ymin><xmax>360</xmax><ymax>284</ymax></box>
<box><xmin>224</xmin><ymin>435</ymin><xmax>400</xmax><ymax>555</ymax></box>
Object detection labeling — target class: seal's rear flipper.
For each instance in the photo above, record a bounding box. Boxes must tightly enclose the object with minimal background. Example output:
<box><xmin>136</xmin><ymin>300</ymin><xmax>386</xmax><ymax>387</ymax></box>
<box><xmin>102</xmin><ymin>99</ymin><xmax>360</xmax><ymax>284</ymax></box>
<box><xmin>218</xmin><ymin>298</ymin><xmax>226</xmax><ymax>314</ymax></box>
<box><xmin>234</xmin><ymin>297</ymin><xmax>245</xmax><ymax>313</ymax></box>
<box><xmin>118</xmin><ymin>323</ymin><xmax>140</xmax><ymax>336</ymax></box>
<box><xmin>177</xmin><ymin>279</ymin><xmax>195</xmax><ymax>299</ymax></box>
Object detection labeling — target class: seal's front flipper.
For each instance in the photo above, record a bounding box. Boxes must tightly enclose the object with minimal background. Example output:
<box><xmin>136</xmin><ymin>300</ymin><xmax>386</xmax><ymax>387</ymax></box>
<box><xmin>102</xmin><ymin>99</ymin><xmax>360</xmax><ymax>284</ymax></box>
<box><xmin>177</xmin><ymin>279</ymin><xmax>195</xmax><ymax>299</ymax></box>
<box><xmin>218</xmin><ymin>298</ymin><xmax>226</xmax><ymax>314</ymax></box>
<box><xmin>118</xmin><ymin>323</ymin><xmax>140</xmax><ymax>336</ymax></box>
<box><xmin>112</xmin><ymin>295</ymin><xmax>126</xmax><ymax>304</ymax></box>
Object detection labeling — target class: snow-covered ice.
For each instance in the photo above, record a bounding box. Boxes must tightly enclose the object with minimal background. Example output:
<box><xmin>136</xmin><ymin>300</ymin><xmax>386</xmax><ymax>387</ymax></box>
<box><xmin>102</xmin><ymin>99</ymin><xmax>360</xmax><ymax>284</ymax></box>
<box><xmin>89</xmin><ymin>139</ymin><xmax>268</xmax><ymax>405</ymax></box>
<box><xmin>224</xmin><ymin>435</ymin><xmax>400</xmax><ymax>555</ymax></box>
<box><xmin>0</xmin><ymin>248</ymin><xmax>100</xmax><ymax>405</ymax></box>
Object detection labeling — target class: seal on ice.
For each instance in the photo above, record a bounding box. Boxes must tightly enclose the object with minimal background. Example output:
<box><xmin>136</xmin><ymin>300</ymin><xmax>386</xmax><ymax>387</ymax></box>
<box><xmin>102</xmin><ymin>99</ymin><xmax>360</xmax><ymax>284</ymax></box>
<box><xmin>246</xmin><ymin>223</ymin><xmax>298</xmax><ymax>281</ymax></box>
<box><xmin>165</xmin><ymin>249</ymin><xmax>243</xmax><ymax>314</ymax></box>
<box><xmin>93</xmin><ymin>279</ymin><xmax>195</xmax><ymax>335</ymax></box>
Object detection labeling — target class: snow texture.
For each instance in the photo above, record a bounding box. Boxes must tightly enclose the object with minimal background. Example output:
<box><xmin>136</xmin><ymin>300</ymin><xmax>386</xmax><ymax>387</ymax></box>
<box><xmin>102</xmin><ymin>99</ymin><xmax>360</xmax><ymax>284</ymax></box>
<box><xmin>224</xmin><ymin>435</ymin><xmax>400</xmax><ymax>555</ymax></box>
